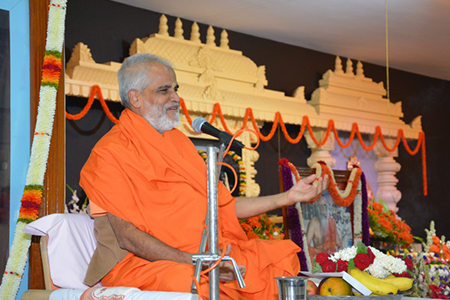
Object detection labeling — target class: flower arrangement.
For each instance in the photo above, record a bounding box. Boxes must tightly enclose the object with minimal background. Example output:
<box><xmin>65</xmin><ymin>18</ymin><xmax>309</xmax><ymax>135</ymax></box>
<box><xmin>239</xmin><ymin>214</ymin><xmax>284</xmax><ymax>240</ymax></box>
<box><xmin>65</xmin><ymin>185</ymin><xmax>88</xmax><ymax>214</ymax></box>
<box><xmin>368</xmin><ymin>198</ymin><xmax>414</xmax><ymax>248</ymax></box>
<box><xmin>312</xmin><ymin>242</ymin><xmax>408</xmax><ymax>278</ymax></box>
<box><xmin>411</xmin><ymin>221</ymin><xmax>450</xmax><ymax>299</ymax></box>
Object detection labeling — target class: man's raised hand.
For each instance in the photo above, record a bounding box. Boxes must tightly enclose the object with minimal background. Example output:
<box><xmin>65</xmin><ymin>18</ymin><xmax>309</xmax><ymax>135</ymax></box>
<box><xmin>286</xmin><ymin>174</ymin><xmax>329</xmax><ymax>206</ymax></box>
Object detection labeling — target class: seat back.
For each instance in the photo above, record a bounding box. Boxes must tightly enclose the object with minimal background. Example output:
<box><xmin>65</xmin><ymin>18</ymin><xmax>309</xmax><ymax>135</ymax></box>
<box><xmin>23</xmin><ymin>213</ymin><xmax>96</xmax><ymax>290</ymax></box>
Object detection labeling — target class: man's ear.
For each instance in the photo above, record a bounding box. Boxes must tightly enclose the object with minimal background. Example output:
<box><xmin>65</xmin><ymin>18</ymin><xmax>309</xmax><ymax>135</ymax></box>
<box><xmin>128</xmin><ymin>89</ymin><xmax>141</xmax><ymax>109</ymax></box>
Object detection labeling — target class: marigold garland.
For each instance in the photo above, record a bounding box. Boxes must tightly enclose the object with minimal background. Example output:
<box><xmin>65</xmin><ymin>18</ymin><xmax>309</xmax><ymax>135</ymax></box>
<box><xmin>65</xmin><ymin>85</ymin><xmax>119</xmax><ymax>124</ymax></box>
<box><xmin>66</xmin><ymin>86</ymin><xmax>427</xmax><ymax>196</ymax></box>
<box><xmin>197</xmin><ymin>150</ymin><xmax>246</xmax><ymax>196</ymax></box>
<box><xmin>0</xmin><ymin>1</ymin><xmax>67</xmax><ymax>299</ymax></box>
<box><xmin>312</xmin><ymin>162</ymin><xmax>363</xmax><ymax>207</ymax></box>
<box><xmin>279</xmin><ymin>158</ymin><xmax>370</xmax><ymax>270</ymax></box>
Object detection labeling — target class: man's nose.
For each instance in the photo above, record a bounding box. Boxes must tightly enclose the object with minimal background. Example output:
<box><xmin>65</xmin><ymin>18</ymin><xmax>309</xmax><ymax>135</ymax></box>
<box><xmin>170</xmin><ymin>89</ymin><xmax>180</xmax><ymax>103</ymax></box>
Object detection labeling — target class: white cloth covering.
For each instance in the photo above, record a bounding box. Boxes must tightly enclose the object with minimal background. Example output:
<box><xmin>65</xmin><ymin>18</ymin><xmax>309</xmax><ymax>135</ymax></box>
<box><xmin>24</xmin><ymin>214</ymin><xmax>197</xmax><ymax>299</ymax></box>
<box><xmin>49</xmin><ymin>287</ymin><xmax>198</xmax><ymax>300</ymax></box>
<box><xmin>23</xmin><ymin>213</ymin><xmax>96</xmax><ymax>290</ymax></box>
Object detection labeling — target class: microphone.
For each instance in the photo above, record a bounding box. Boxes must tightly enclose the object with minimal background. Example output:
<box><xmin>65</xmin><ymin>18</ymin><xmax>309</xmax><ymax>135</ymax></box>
<box><xmin>192</xmin><ymin>117</ymin><xmax>245</xmax><ymax>149</ymax></box>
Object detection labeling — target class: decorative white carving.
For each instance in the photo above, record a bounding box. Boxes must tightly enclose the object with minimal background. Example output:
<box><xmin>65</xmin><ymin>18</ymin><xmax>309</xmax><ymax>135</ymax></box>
<box><xmin>174</xmin><ymin>18</ymin><xmax>184</xmax><ymax>39</ymax></box>
<box><xmin>65</xmin><ymin>15</ymin><xmax>424</xmax><ymax>203</ymax></box>
<box><xmin>158</xmin><ymin>14</ymin><xmax>169</xmax><ymax>36</ymax></box>
<box><xmin>292</xmin><ymin>86</ymin><xmax>306</xmax><ymax>102</ymax></box>
<box><xmin>67</xmin><ymin>42</ymin><xmax>95</xmax><ymax>68</ymax></box>
<box><xmin>374</xmin><ymin>140</ymin><xmax>402</xmax><ymax>212</ymax></box>
<box><xmin>255</xmin><ymin>66</ymin><xmax>267</xmax><ymax>92</ymax></box>
<box><xmin>334</xmin><ymin>56</ymin><xmax>344</xmax><ymax>74</ymax></box>
<box><xmin>220</xmin><ymin>30</ymin><xmax>229</xmax><ymax>49</ymax></box>
<box><xmin>305</xmin><ymin>130</ymin><xmax>337</xmax><ymax>168</ymax></box>
<box><xmin>356</xmin><ymin>97</ymin><xmax>367</xmax><ymax>107</ymax></box>
<box><xmin>410</xmin><ymin>115</ymin><xmax>422</xmax><ymax>130</ymax></box>
<box><xmin>356</xmin><ymin>61</ymin><xmax>364</xmax><ymax>78</ymax></box>
<box><xmin>206</xmin><ymin>26</ymin><xmax>215</xmax><ymax>47</ymax></box>
<box><xmin>190</xmin><ymin>22</ymin><xmax>201</xmax><ymax>44</ymax></box>
<box><xmin>345</xmin><ymin>58</ymin><xmax>353</xmax><ymax>75</ymax></box>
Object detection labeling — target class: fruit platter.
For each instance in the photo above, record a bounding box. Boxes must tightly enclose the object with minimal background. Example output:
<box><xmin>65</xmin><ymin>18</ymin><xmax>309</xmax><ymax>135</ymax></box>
<box><xmin>302</xmin><ymin>242</ymin><xmax>414</xmax><ymax>299</ymax></box>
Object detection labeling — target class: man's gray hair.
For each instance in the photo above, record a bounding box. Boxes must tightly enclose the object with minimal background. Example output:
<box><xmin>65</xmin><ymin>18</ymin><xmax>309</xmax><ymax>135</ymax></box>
<box><xmin>117</xmin><ymin>53</ymin><xmax>173</xmax><ymax>109</ymax></box>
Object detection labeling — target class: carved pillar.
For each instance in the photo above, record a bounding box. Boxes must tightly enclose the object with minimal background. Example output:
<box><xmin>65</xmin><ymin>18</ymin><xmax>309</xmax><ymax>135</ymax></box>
<box><xmin>239</xmin><ymin>131</ymin><xmax>260</xmax><ymax>197</ymax></box>
<box><xmin>305</xmin><ymin>129</ymin><xmax>337</xmax><ymax>168</ymax></box>
<box><xmin>374</xmin><ymin>139</ymin><xmax>402</xmax><ymax>212</ymax></box>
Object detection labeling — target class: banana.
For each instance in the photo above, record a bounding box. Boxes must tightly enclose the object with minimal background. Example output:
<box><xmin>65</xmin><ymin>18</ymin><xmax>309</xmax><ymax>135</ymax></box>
<box><xmin>364</xmin><ymin>271</ymin><xmax>413</xmax><ymax>291</ymax></box>
<box><xmin>348</xmin><ymin>268</ymin><xmax>399</xmax><ymax>296</ymax></box>
<box><xmin>385</xmin><ymin>277</ymin><xmax>413</xmax><ymax>291</ymax></box>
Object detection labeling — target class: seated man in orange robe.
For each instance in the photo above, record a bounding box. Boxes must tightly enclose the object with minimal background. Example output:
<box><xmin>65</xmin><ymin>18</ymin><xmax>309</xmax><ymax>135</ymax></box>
<box><xmin>306</xmin><ymin>197</ymin><xmax>342</xmax><ymax>262</ymax></box>
<box><xmin>80</xmin><ymin>53</ymin><xmax>328</xmax><ymax>300</ymax></box>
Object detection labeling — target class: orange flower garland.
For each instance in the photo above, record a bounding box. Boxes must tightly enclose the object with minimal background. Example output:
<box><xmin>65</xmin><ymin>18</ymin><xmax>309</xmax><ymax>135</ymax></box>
<box><xmin>66</xmin><ymin>86</ymin><xmax>427</xmax><ymax>196</ymax></box>
<box><xmin>319</xmin><ymin>162</ymin><xmax>362</xmax><ymax>207</ymax></box>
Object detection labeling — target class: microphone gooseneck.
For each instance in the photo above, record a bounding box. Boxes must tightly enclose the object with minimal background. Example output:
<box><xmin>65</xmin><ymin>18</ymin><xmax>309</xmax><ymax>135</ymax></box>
<box><xmin>192</xmin><ymin>117</ymin><xmax>244</xmax><ymax>149</ymax></box>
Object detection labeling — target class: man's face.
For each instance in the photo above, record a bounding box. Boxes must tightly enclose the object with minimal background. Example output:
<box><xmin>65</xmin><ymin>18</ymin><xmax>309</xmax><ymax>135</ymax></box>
<box><xmin>318</xmin><ymin>197</ymin><xmax>327</xmax><ymax>217</ymax></box>
<box><xmin>139</xmin><ymin>63</ymin><xmax>181</xmax><ymax>133</ymax></box>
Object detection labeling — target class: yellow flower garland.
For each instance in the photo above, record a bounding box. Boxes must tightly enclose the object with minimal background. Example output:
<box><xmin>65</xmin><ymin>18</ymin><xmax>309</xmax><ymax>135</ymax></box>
<box><xmin>197</xmin><ymin>150</ymin><xmax>246</xmax><ymax>196</ymax></box>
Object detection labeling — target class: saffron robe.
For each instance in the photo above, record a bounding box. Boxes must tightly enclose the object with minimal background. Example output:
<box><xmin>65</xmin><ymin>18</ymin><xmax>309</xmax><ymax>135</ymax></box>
<box><xmin>80</xmin><ymin>109</ymin><xmax>301</xmax><ymax>299</ymax></box>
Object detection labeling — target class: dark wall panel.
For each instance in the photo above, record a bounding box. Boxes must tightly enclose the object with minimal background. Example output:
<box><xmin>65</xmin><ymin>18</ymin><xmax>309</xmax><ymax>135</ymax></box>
<box><xmin>0</xmin><ymin>8</ymin><xmax>10</xmax><ymax>278</ymax></box>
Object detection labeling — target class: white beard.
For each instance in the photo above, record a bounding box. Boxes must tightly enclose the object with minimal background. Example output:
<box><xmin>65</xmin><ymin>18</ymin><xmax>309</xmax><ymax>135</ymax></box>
<box><xmin>144</xmin><ymin>102</ymin><xmax>180</xmax><ymax>134</ymax></box>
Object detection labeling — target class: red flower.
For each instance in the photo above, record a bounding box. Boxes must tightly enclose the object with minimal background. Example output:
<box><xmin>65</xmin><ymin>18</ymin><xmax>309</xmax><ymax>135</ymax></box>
<box><xmin>337</xmin><ymin>259</ymin><xmax>348</xmax><ymax>272</ymax></box>
<box><xmin>403</xmin><ymin>257</ymin><xmax>413</xmax><ymax>271</ymax></box>
<box><xmin>393</xmin><ymin>271</ymin><xmax>412</xmax><ymax>278</ymax></box>
<box><xmin>315</xmin><ymin>252</ymin><xmax>329</xmax><ymax>265</ymax></box>
<box><xmin>321</xmin><ymin>259</ymin><xmax>337</xmax><ymax>273</ymax></box>
<box><xmin>278</xmin><ymin>158</ymin><xmax>289</xmax><ymax>166</ymax></box>
<box><xmin>354</xmin><ymin>253</ymin><xmax>371</xmax><ymax>270</ymax></box>
<box><xmin>367</xmin><ymin>248</ymin><xmax>375</xmax><ymax>264</ymax></box>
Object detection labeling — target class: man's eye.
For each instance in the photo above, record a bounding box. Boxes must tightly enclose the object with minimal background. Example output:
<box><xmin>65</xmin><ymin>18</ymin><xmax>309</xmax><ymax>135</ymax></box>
<box><xmin>160</xmin><ymin>89</ymin><xmax>168</xmax><ymax>93</ymax></box>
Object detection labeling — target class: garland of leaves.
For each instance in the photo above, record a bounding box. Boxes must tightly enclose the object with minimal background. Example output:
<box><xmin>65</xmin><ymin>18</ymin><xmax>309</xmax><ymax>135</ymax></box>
<box><xmin>0</xmin><ymin>2</ymin><xmax>67</xmax><ymax>299</ymax></box>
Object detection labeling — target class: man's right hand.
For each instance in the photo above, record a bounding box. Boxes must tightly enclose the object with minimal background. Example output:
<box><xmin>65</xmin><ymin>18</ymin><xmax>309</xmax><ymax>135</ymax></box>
<box><xmin>218</xmin><ymin>244</ymin><xmax>246</xmax><ymax>282</ymax></box>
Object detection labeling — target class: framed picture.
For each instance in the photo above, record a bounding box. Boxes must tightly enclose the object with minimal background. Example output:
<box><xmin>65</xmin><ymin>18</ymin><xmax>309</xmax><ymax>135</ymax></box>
<box><xmin>301</xmin><ymin>189</ymin><xmax>353</xmax><ymax>264</ymax></box>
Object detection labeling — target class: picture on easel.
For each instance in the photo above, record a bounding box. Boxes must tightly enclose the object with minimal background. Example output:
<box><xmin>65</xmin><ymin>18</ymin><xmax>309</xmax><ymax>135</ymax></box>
<box><xmin>301</xmin><ymin>190</ymin><xmax>353</xmax><ymax>264</ymax></box>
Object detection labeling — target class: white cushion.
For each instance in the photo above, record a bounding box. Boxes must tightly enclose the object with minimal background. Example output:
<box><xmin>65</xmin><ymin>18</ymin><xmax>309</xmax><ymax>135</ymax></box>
<box><xmin>24</xmin><ymin>213</ymin><xmax>96</xmax><ymax>290</ymax></box>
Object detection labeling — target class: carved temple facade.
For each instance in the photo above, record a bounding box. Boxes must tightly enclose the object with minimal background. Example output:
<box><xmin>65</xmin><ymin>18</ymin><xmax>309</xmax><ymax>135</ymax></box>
<box><xmin>65</xmin><ymin>15</ymin><xmax>423</xmax><ymax>213</ymax></box>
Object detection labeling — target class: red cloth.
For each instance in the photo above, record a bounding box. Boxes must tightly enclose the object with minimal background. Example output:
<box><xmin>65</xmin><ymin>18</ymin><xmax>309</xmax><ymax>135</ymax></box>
<box><xmin>80</xmin><ymin>109</ymin><xmax>300</xmax><ymax>299</ymax></box>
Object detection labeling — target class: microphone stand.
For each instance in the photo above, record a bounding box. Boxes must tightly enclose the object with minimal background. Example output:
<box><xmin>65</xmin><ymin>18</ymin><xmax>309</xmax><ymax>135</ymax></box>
<box><xmin>191</xmin><ymin>144</ymin><xmax>245</xmax><ymax>299</ymax></box>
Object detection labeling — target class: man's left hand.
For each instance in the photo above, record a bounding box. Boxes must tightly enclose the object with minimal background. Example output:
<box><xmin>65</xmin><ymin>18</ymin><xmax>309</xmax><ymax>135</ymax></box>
<box><xmin>285</xmin><ymin>174</ymin><xmax>329</xmax><ymax>206</ymax></box>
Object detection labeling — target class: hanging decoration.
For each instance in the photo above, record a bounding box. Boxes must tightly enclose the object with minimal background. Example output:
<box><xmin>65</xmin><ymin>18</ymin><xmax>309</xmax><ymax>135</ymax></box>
<box><xmin>0</xmin><ymin>1</ymin><xmax>67</xmax><ymax>299</ymax></box>
<box><xmin>66</xmin><ymin>86</ymin><xmax>427</xmax><ymax>196</ymax></box>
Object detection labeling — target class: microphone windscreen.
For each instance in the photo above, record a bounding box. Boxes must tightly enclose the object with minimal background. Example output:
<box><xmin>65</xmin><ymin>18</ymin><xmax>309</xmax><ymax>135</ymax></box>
<box><xmin>192</xmin><ymin>117</ymin><xmax>208</xmax><ymax>134</ymax></box>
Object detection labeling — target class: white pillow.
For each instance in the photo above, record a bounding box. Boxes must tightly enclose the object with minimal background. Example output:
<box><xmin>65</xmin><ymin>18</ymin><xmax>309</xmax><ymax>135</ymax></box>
<box><xmin>24</xmin><ymin>213</ymin><xmax>96</xmax><ymax>290</ymax></box>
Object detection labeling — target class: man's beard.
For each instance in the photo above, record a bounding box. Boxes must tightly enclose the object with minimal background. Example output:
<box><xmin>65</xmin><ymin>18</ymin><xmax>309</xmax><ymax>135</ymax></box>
<box><xmin>144</xmin><ymin>102</ymin><xmax>180</xmax><ymax>134</ymax></box>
